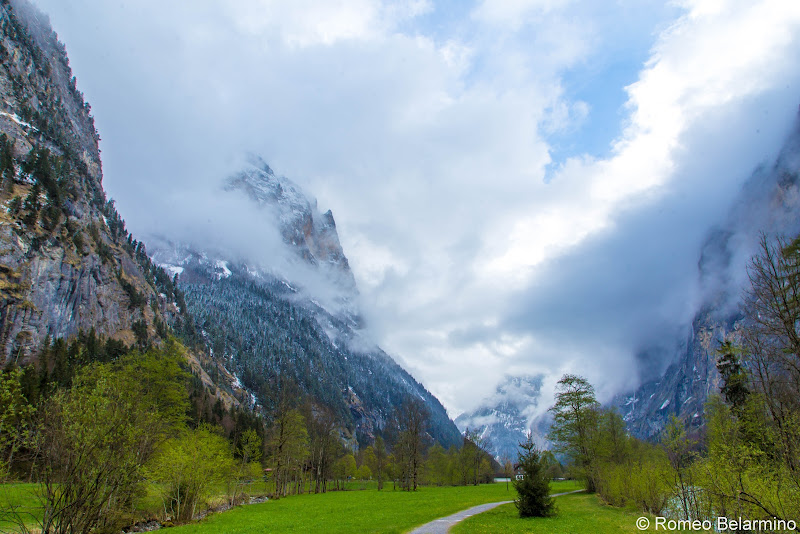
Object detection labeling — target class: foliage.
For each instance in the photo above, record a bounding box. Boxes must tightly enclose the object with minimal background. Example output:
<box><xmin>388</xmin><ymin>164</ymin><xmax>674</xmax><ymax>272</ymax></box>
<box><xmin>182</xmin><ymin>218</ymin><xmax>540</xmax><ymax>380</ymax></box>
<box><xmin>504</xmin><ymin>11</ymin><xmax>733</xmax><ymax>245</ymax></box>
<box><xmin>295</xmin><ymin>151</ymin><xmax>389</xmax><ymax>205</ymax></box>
<box><xmin>392</xmin><ymin>397</ymin><xmax>429</xmax><ymax>491</ymax></box>
<box><xmin>237</xmin><ymin>428</ymin><xmax>262</xmax><ymax>465</ymax></box>
<box><xmin>687</xmin><ymin>233</ymin><xmax>800</xmax><ymax>524</ymax></box>
<box><xmin>594</xmin><ymin>437</ymin><xmax>670</xmax><ymax>514</ymax></box>
<box><xmin>356</xmin><ymin>464</ymin><xmax>372</xmax><ymax>481</ymax></box>
<box><xmin>460</xmin><ymin>428</ymin><xmax>493</xmax><ymax>486</ymax></box>
<box><xmin>35</xmin><ymin>347</ymin><xmax>188</xmax><ymax>534</ymax></box>
<box><xmin>545</xmin><ymin>376</ymin><xmax>672</xmax><ymax>514</ymax></box>
<box><xmin>547</xmin><ymin>374</ymin><xmax>600</xmax><ymax>491</ymax></box>
<box><xmin>266</xmin><ymin>406</ymin><xmax>309</xmax><ymax>497</ymax></box>
<box><xmin>333</xmin><ymin>454</ymin><xmax>357</xmax><ymax>489</ymax></box>
<box><xmin>0</xmin><ymin>367</ymin><xmax>33</xmax><ymax>481</ymax></box>
<box><xmin>305</xmin><ymin>404</ymin><xmax>340</xmax><ymax>494</ymax></box>
<box><xmin>662</xmin><ymin>416</ymin><xmax>704</xmax><ymax>520</ymax></box>
<box><xmin>715</xmin><ymin>341</ymin><xmax>749</xmax><ymax>413</ymax></box>
<box><xmin>147</xmin><ymin>425</ymin><xmax>236</xmax><ymax>523</ymax></box>
<box><xmin>366</xmin><ymin>435</ymin><xmax>389</xmax><ymax>490</ymax></box>
<box><xmin>513</xmin><ymin>435</ymin><xmax>555</xmax><ymax>518</ymax></box>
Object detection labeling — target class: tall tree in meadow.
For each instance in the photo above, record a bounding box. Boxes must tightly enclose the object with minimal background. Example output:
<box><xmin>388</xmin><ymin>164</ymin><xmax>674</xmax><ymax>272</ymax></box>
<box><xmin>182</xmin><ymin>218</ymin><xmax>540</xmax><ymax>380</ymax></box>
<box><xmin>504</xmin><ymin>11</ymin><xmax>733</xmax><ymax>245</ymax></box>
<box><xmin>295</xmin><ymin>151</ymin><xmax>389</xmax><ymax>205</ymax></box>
<box><xmin>462</xmin><ymin>428</ymin><xmax>492</xmax><ymax>486</ymax></box>
<box><xmin>372</xmin><ymin>435</ymin><xmax>388</xmax><ymax>490</ymax></box>
<box><xmin>393</xmin><ymin>397</ymin><xmax>429</xmax><ymax>491</ymax></box>
<box><xmin>306</xmin><ymin>404</ymin><xmax>339</xmax><ymax>494</ymax></box>
<box><xmin>547</xmin><ymin>374</ymin><xmax>600</xmax><ymax>491</ymax></box>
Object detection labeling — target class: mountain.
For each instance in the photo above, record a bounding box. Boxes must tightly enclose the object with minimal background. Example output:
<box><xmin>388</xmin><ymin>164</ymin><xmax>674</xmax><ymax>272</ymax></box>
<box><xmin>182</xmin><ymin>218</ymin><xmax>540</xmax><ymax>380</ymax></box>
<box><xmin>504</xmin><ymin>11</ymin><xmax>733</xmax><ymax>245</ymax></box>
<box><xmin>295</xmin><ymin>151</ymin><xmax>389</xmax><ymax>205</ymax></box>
<box><xmin>0</xmin><ymin>0</ymin><xmax>185</xmax><ymax>360</ymax></box>
<box><xmin>455</xmin><ymin>375</ymin><xmax>549</xmax><ymax>460</ymax></box>
<box><xmin>0</xmin><ymin>0</ymin><xmax>460</xmax><ymax>451</ymax></box>
<box><xmin>614</xmin><ymin>116</ymin><xmax>800</xmax><ymax>439</ymax></box>
<box><xmin>151</xmin><ymin>157</ymin><xmax>463</xmax><ymax>449</ymax></box>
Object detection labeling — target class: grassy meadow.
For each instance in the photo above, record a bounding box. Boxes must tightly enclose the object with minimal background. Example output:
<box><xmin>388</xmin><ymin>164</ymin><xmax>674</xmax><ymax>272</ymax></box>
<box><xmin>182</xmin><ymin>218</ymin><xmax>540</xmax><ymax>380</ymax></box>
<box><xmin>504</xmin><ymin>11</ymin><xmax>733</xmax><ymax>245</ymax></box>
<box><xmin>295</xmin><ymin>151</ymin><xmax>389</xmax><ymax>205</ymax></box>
<box><xmin>170</xmin><ymin>480</ymin><xmax>579</xmax><ymax>534</ymax></box>
<box><xmin>0</xmin><ymin>479</ymin><xmax>704</xmax><ymax>534</ymax></box>
<box><xmin>0</xmin><ymin>483</ymin><xmax>42</xmax><ymax>532</ymax></box>
<box><xmin>453</xmin><ymin>491</ymin><xmax>667</xmax><ymax>533</ymax></box>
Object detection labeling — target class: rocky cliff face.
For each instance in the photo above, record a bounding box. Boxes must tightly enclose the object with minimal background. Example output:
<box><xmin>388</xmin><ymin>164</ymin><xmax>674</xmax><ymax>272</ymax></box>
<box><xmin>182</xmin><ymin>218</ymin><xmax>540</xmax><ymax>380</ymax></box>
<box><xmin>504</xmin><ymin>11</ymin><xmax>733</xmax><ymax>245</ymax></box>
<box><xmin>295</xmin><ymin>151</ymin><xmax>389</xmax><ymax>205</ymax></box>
<box><xmin>225</xmin><ymin>156</ymin><xmax>357</xmax><ymax>293</ymax></box>
<box><xmin>152</xmin><ymin>162</ymin><xmax>462</xmax><ymax>449</ymax></box>
<box><xmin>614</xmin><ymin>309</ymin><xmax>740</xmax><ymax>439</ymax></box>
<box><xmin>0</xmin><ymin>0</ymin><xmax>184</xmax><ymax>362</ymax></box>
<box><xmin>615</xmin><ymin>117</ymin><xmax>800</xmax><ymax>439</ymax></box>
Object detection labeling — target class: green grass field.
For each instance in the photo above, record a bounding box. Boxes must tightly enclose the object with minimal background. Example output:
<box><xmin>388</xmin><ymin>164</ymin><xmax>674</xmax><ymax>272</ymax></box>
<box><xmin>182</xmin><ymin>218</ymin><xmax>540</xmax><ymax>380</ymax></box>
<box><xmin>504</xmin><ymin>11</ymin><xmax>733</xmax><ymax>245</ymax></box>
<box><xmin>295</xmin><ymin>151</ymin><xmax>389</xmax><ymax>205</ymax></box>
<box><xmin>1</xmin><ymin>479</ymin><xmax>674</xmax><ymax>534</ymax></box>
<box><xmin>453</xmin><ymin>492</ymin><xmax>690</xmax><ymax>533</ymax></box>
<box><xmin>171</xmin><ymin>481</ymin><xmax>580</xmax><ymax>534</ymax></box>
<box><xmin>0</xmin><ymin>483</ymin><xmax>42</xmax><ymax>531</ymax></box>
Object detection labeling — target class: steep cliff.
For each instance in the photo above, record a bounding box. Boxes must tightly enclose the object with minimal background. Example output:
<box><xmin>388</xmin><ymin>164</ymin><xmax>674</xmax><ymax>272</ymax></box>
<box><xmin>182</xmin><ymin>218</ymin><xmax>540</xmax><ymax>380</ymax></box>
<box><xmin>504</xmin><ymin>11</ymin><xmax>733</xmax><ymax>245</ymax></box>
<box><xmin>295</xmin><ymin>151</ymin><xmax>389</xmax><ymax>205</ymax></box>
<box><xmin>615</xmin><ymin>117</ymin><xmax>800</xmax><ymax>439</ymax></box>
<box><xmin>0</xmin><ymin>0</ymin><xmax>186</xmax><ymax>362</ymax></box>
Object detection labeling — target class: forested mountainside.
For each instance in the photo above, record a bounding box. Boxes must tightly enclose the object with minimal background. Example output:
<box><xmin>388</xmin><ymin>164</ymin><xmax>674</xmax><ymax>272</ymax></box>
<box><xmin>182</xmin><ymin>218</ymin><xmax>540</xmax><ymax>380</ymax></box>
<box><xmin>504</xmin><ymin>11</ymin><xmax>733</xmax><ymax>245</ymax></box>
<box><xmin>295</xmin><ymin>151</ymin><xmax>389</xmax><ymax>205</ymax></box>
<box><xmin>153</xmin><ymin>159</ymin><xmax>462</xmax><ymax>449</ymax></box>
<box><xmin>614</xmin><ymin>116</ymin><xmax>800</xmax><ymax>439</ymax></box>
<box><xmin>0</xmin><ymin>0</ymin><xmax>461</xmax><ymax>454</ymax></box>
<box><xmin>0</xmin><ymin>0</ymin><xmax>192</xmax><ymax>362</ymax></box>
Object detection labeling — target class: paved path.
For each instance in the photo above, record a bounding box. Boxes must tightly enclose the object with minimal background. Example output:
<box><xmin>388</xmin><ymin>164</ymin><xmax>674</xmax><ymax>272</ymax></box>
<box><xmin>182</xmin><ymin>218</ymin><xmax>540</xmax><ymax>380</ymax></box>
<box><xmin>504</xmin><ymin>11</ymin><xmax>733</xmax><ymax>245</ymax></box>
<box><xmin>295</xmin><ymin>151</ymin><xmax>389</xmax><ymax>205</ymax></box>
<box><xmin>408</xmin><ymin>489</ymin><xmax>587</xmax><ymax>534</ymax></box>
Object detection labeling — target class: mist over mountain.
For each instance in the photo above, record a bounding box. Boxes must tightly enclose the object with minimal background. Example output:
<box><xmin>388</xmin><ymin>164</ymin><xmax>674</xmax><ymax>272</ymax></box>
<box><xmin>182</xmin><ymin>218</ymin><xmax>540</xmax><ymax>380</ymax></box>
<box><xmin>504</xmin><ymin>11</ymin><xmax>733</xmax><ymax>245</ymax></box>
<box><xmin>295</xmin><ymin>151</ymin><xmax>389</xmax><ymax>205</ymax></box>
<box><xmin>150</xmin><ymin>157</ymin><xmax>462</xmax><ymax>449</ymax></box>
<box><xmin>614</xmin><ymin>115</ymin><xmax>800</xmax><ymax>439</ymax></box>
<box><xmin>455</xmin><ymin>375</ymin><xmax>549</xmax><ymax>461</ymax></box>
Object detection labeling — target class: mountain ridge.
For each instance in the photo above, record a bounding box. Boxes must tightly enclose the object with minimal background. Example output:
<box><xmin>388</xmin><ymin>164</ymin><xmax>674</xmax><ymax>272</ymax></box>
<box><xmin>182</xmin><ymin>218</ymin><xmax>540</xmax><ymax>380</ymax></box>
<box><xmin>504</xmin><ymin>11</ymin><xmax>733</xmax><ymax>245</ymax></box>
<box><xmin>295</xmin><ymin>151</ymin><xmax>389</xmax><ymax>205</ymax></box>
<box><xmin>150</xmin><ymin>159</ymin><xmax>463</xmax><ymax>449</ymax></box>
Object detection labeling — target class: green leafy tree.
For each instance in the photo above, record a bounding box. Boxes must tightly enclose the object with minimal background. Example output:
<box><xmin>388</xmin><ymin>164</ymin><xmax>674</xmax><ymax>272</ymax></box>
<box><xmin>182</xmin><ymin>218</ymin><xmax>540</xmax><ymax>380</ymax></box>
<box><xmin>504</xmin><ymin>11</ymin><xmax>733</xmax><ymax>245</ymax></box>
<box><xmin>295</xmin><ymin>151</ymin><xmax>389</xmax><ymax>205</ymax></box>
<box><xmin>461</xmin><ymin>428</ymin><xmax>492</xmax><ymax>485</ymax></box>
<box><xmin>238</xmin><ymin>427</ymin><xmax>263</xmax><ymax>465</ymax></box>
<box><xmin>0</xmin><ymin>367</ymin><xmax>34</xmax><ymax>480</ymax></box>
<box><xmin>424</xmin><ymin>444</ymin><xmax>452</xmax><ymax>486</ymax></box>
<box><xmin>393</xmin><ymin>397</ymin><xmax>429</xmax><ymax>491</ymax></box>
<box><xmin>371</xmin><ymin>436</ymin><xmax>389</xmax><ymax>490</ymax></box>
<box><xmin>513</xmin><ymin>434</ymin><xmax>555</xmax><ymax>518</ymax></box>
<box><xmin>547</xmin><ymin>374</ymin><xmax>600</xmax><ymax>491</ymax></box>
<box><xmin>663</xmin><ymin>416</ymin><xmax>702</xmax><ymax>520</ymax></box>
<box><xmin>28</xmin><ymin>342</ymin><xmax>190</xmax><ymax>533</ymax></box>
<box><xmin>356</xmin><ymin>464</ymin><xmax>372</xmax><ymax>481</ymax></box>
<box><xmin>38</xmin><ymin>363</ymin><xmax>168</xmax><ymax>532</ymax></box>
<box><xmin>230</xmin><ymin>428</ymin><xmax>263</xmax><ymax>502</ymax></box>
<box><xmin>716</xmin><ymin>341</ymin><xmax>750</xmax><ymax>413</ymax></box>
<box><xmin>266</xmin><ymin>408</ymin><xmax>309</xmax><ymax>497</ymax></box>
<box><xmin>147</xmin><ymin>425</ymin><xmax>236</xmax><ymax>523</ymax></box>
<box><xmin>334</xmin><ymin>454</ymin><xmax>357</xmax><ymax>489</ymax></box>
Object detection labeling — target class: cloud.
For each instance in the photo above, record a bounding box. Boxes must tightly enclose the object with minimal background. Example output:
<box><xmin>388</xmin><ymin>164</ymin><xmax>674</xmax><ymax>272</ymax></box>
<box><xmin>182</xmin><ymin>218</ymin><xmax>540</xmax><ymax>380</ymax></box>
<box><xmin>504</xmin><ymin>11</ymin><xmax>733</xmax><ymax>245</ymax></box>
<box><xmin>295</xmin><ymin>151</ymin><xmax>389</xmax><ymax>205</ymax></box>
<box><xmin>31</xmin><ymin>0</ymin><xmax>800</xmax><ymax>417</ymax></box>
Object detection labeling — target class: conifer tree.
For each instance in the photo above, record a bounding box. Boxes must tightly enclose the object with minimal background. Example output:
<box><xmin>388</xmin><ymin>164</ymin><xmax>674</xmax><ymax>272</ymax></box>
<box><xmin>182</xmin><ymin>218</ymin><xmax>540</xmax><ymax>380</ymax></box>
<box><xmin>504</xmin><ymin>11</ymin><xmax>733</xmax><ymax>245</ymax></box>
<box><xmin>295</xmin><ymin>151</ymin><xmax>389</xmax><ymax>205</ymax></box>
<box><xmin>513</xmin><ymin>434</ymin><xmax>555</xmax><ymax>518</ymax></box>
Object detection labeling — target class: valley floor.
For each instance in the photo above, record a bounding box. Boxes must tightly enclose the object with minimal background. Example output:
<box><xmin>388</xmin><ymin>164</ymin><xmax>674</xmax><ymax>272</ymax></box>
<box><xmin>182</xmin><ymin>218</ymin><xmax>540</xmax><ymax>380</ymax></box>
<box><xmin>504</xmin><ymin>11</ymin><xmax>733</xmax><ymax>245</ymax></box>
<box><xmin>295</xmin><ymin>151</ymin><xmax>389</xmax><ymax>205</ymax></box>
<box><xmin>2</xmin><ymin>480</ymin><xmax>691</xmax><ymax>533</ymax></box>
<box><xmin>170</xmin><ymin>481</ymin><xmax>584</xmax><ymax>533</ymax></box>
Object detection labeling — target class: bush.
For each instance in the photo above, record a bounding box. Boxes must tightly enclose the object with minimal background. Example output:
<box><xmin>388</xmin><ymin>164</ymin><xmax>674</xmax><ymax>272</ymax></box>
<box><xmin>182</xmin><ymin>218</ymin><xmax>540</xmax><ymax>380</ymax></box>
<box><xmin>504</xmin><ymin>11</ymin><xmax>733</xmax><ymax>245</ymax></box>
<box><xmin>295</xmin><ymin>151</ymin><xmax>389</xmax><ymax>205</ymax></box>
<box><xmin>147</xmin><ymin>425</ymin><xmax>236</xmax><ymax>522</ymax></box>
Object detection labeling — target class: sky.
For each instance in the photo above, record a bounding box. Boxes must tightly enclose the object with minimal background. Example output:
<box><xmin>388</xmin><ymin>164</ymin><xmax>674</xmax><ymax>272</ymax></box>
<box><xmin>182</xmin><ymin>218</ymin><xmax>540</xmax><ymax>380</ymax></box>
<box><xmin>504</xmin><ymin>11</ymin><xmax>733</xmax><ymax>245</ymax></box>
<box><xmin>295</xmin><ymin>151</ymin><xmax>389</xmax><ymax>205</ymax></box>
<box><xmin>32</xmin><ymin>0</ymin><xmax>800</xmax><ymax>418</ymax></box>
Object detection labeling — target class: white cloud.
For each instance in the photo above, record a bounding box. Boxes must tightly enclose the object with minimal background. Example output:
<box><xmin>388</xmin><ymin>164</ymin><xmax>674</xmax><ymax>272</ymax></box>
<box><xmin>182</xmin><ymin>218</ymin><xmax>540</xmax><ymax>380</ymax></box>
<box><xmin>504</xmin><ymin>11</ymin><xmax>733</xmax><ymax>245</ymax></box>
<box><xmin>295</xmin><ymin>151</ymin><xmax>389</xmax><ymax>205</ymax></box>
<box><xmin>32</xmin><ymin>0</ymin><xmax>800</xmax><ymax>416</ymax></box>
